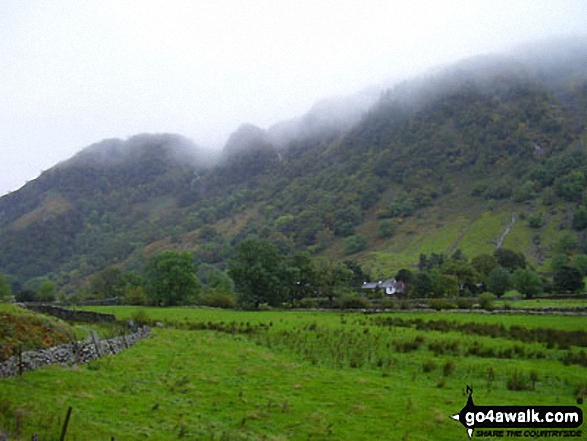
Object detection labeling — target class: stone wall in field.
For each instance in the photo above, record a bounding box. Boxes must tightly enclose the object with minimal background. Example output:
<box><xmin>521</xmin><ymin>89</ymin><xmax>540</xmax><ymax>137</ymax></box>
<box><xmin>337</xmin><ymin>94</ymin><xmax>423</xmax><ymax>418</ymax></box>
<box><xmin>22</xmin><ymin>304</ymin><xmax>116</xmax><ymax>323</ymax></box>
<box><xmin>0</xmin><ymin>326</ymin><xmax>150</xmax><ymax>379</ymax></box>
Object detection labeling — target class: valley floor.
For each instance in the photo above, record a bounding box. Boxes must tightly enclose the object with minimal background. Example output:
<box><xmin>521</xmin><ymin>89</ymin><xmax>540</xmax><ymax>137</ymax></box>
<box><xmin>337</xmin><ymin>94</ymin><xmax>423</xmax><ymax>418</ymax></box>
<box><xmin>0</xmin><ymin>307</ymin><xmax>585</xmax><ymax>440</ymax></box>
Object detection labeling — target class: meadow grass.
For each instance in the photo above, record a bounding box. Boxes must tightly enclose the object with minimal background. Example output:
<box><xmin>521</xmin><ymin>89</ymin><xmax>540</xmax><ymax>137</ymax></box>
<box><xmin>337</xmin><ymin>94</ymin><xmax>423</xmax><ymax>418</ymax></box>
<box><xmin>1</xmin><ymin>308</ymin><xmax>585</xmax><ymax>440</ymax></box>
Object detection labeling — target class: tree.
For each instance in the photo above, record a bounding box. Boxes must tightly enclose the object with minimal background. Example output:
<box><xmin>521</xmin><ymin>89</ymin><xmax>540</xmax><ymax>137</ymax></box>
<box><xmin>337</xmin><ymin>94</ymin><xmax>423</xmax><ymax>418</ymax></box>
<box><xmin>573</xmin><ymin>207</ymin><xmax>587</xmax><ymax>230</ymax></box>
<box><xmin>440</xmin><ymin>260</ymin><xmax>478</xmax><ymax>286</ymax></box>
<box><xmin>37</xmin><ymin>280</ymin><xmax>56</xmax><ymax>302</ymax></box>
<box><xmin>228</xmin><ymin>238</ymin><xmax>287</xmax><ymax>307</ymax></box>
<box><xmin>377</xmin><ymin>220</ymin><xmax>395</xmax><ymax>238</ymax></box>
<box><xmin>440</xmin><ymin>274</ymin><xmax>460</xmax><ymax>298</ymax></box>
<box><xmin>412</xmin><ymin>271</ymin><xmax>434</xmax><ymax>298</ymax></box>
<box><xmin>395</xmin><ymin>268</ymin><xmax>414</xmax><ymax>284</ymax></box>
<box><xmin>450</xmin><ymin>249</ymin><xmax>467</xmax><ymax>261</ymax></box>
<box><xmin>287</xmin><ymin>252</ymin><xmax>316</xmax><ymax>302</ymax></box>
<box><xmin>0</xmin><ymin>275</ymin><xmax>12</xmax><ymax>302</ymax></box>
<box><xmin>554</xmin><ymin>170</ymin><xmax>585</xmax><ymax>202</ymax></box>
<box><xmin>554</xmin><ymin>232</ymin><xmax>578</xmax><ymax>254</ymax></box>
<box><xmin>145</xmin><ymin>251</ymin><xmax>201</xmax><ymax>306</ymax></box>
<box><xmin>486</xmin><ymin>267</ymin><xmax>512</xmax><ymax>298</ymax></box>
<box><xmin>333</xmin><ymin>205</ymin><xmax>362</xmax><ymax>237</ymax></box>
<box><xmin>15</xmin><ymin>289</ymin><xmax>37</xmax><ymax>302</ymax></box>
<box><xmin>89</xmin><ymin>267</ymin><xmax>126</xmax><ymax>300</ymax></box>
<box><xmin>206</xmin><ymin>269</ymin><xmax>235</xmax><ymax>296</ymax></box>
<box><xmin>550</xmin><ymin>253</ymin><xmax>569</xmax><ymax>274</ymax></box>
<box><xmin>418</xmin><ymin>254</ymin><xmax>429</xmax><ymax>271</ymax></box>
<box><xmin>572</xmin><ymin>254</ymin><xmax>587</xmax><ymax>276</ymax></box>
<box><xmin>493</xmin><ymin>248</ymin><xmax>526</xmax><ymax>272</ymax></box>
<box><xmin>123</xmin><ymin>285</ymin><xmax>147</xmax><ymax>305</ymax></box>
<box><xmin>512</xmin><ymin>269</ymin><xmax>542</xmax><ymax>299</ymax></box>
<box><xmin>343</xmin><ymin>260</ymin><xmax>369</xmax><ymax>290</ymax></box>
<box><xmin>343</xmin><ymin>234</ymin><xmax>368</xmax><ymax>255</ymax></box>
<box><xmin>471</xmin><ymin>254</ymin><xmax>499</xmax><ymax>282</ymax></box>
<box><xmin>527</xmin><ymin>214</ymin><xmax>543</xmax><ymax>228</ymax></box>
<box><xmin>553</xmin><ymin>265</ymin><xmax>584</xmax><ymax>293</ymax></box>
<box><xmin>313</xmin><ymin>257</ymin><xmax>353</xmax><ymax>308</ymax></box>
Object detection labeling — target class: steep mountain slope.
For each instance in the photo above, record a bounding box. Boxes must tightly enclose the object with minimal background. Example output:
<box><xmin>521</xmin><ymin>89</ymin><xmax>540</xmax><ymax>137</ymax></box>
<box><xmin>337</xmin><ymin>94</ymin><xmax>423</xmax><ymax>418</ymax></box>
<box><xmin>1</xmin><ymin>40</ymin><xmax>587</xmax><ymax>289</ymax></box>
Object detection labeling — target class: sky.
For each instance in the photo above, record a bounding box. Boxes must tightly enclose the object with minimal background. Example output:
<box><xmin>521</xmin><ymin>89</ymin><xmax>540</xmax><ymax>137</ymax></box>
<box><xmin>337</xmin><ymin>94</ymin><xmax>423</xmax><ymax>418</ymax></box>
<box><xmin>1</xmin><ymin>1</ymin><xmax>586</xmax><ymax>196</ymax></box>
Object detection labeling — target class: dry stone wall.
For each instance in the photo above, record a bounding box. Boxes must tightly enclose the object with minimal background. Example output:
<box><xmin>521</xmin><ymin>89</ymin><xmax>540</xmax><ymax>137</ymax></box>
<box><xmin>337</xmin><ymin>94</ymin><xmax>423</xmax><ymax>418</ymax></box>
<box><xmin>0</xmin><ymin>326</ymin><xmax>150</xmax><ymax>379</ymax></box>
<box><xmin>22</xmin><ymin>304</ymin><xmax>116</xmax><ymax>323</ymax></box>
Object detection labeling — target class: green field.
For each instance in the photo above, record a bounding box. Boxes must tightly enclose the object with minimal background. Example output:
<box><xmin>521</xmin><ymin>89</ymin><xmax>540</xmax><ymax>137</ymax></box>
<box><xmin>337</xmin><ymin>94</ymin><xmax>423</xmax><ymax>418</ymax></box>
<box><xmin>1</xmin><ymin>307</ymin><xmax>585</xmax><ymax>440</ymax></box>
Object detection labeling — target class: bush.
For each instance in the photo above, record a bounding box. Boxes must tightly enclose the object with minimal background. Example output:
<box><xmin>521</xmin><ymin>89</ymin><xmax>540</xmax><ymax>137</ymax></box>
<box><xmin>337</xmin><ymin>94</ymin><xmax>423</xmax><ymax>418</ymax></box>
<box><xmin>422</xmin><ymin>359</ymin><xmax>436</xmax><ymax>373</ymax></box>
<box><xmin>507</xmin><ymin>370</ymin><xmax>531</xmax><ymax>391</ymax></box>
<box><xmin>377</xmin><ymin>220</ymin><xmax>395</xmax><ymax>238</ymax></box>
<box><xmin>443</xmin><ymin>359</ymin><xmax>456</xmax><ymax>376</ymax></box>
<box><xmin>427</xmin><ymin>298</ymin><xmax>456</xmax><ymax>310</ymax></box>
<box><xmin>130</xmin><ymin>309</ymin><xmax>151</xmax><ymax>326</ymax></box>
<box><xmin>339</xmin><ymin>294</ymin><xmax>372</xmax><ymax>310</ymax></box>
<box><xmin>398</xmin><ymin>299</ymin><xmax>411</xmax><ymax>310</ymax></box>
<box><xmin>257</xmin><ymin>303</ymin><xmax>272</xmax><ymax>311</ymax></box>
<box><xmin>123</xmin><ymin>285</ymin><xmax>147</xmax><ymax>305</ymax></box>
<box><xmin>478</xmin><ymin>292</ymin><xmax>496</xmax><ymax>310</ymax></box>
<box><xmin>343</xmin><ymin>235</ymin><xmax>368</xmax><ymax>255</ymax></box>
<box><xmin>296</xmin><ymin>298</ymin><xmax>318</xmax><ymax>309</ymax></box>
<box><xmin>380</xmin><ymin>297</ymin><xmax>398</xmax><ymax>309</ymax></box>
<box><xmin>199</xmin><ymin>292</ymin><xmax>236</xmax><ymax>309</ymax></box>
<box><xmin>527</xmin><ymin>214</ymin><xmax>543</xmax><ymax>228</ymax></box>
<box><xmin>15</xmin><ymin>289</ymin><xmax>37</xmax><ymax>303</ymax></box>
<box><xmin>456</xmin><ymin>298</ymin><xmax>473</xmax><ymax>309</ymax></box>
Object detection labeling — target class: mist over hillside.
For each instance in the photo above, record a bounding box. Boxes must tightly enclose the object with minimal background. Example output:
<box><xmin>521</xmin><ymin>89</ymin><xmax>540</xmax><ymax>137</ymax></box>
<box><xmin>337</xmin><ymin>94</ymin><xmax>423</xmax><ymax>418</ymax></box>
<box><xmin>60</xmin><ymin>133</ymin><xmax>219</xmax><ymax>170</ymax></box>
<box><xmin>1</xmin><ymin>38</ymin><xmax>587</xmax><ymax>292</ymax></box>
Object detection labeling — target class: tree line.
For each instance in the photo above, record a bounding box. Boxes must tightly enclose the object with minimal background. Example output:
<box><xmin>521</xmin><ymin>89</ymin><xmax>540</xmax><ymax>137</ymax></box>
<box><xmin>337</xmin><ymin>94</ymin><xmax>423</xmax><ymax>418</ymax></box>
<box><xmin>1</xmin><ymin>240</ymin><xmax>584</xmax><ymax>308</ymax></box>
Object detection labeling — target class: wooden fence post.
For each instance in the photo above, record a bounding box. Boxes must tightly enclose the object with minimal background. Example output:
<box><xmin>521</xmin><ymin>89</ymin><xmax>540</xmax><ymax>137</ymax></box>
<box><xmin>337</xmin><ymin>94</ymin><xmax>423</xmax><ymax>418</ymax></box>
<box><xmin>59</xmin><ymin>406</ymin><xmax>73</xmax><ymax>441</ymax></box>
<box><xmin>18</xmin><ymin>344</ymin><xmax>23</xmax><ymax>376</ymax></box>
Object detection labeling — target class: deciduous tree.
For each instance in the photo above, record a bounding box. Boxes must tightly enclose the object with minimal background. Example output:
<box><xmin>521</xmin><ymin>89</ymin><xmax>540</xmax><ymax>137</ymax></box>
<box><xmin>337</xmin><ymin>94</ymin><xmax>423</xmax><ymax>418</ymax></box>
<box><xmin>145</xmin><ymin>251</ymin><xmax>201</xmax><ymax>306</ymax></box>
<box><xmin>553</xmin><ymin>265</ymin><xmax>584</xmax><ymax>293</ymax></box>
<box><xmin>513</xmin><ymin>269</ymin><xmax>542</xmax><ymax>299</ymax></box>
<box><xmin>228</xmin><ymin>238</ymin><xmax>287</xmax><ymax>307</ymax></box>
<box><xmin>0</xmin><ymin>275</ymin><xmax>11</xmax><ymax>302</ymax></box>
<box><xmin>486</xmin><ymin>267</ymin><xmax>512</xmax><ymax>298</ymax></box>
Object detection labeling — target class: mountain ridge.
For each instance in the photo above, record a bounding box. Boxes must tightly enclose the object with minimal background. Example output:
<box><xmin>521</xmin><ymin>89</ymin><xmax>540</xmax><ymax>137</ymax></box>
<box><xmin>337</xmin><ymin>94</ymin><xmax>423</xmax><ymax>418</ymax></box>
<box><xmin>1</xmin><ymin>39</ymin><xmax>587</xmax><ymax>292</ymax></box>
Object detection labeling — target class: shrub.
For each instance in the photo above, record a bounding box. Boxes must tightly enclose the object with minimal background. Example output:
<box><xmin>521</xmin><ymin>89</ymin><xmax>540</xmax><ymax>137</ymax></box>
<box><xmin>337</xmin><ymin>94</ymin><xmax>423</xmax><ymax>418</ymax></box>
<box><xmin>422</xmin><ymin>359</ymin><xmax>436</xmax><ymax>373</ymax></box>
<box><xmin>339</xmin><ymin>295</ymin><xmax>372</xmax><ymax>310</ymax></box>
<box><xmin>456</xmin><ymin>298</ymin><xmax>473</xmax><ymax>309</ymax></box>
<box><xmin>296</xmin><ymin>298</ymin><xmax>318</xmax><ymax>308</ymax></box>
<box><xmin>427</xmin><ymin>298</ymin><xmax>456</xmax><ymax>310</ymax></box>
<box><xmin>380</xmin><ymin>297</ymin><xmax>398</xmax><ymax>309</ymax></box>
<box><xmin>478</xmin><ymin>292</ymin><xmax>496</xmax><ymax>310</ymax></box>
<box><xmin>343</xmin><ymin>235</ymin><xmax>368</xmax><ymax>255</ymax></box>
<box><xmin>398</xmin><ymin>299</ymin><xmax>411</xmax><ymax>310</ymax></box>
<box><xmin>123</xmin><ymin>285</ymin><xmax>147</xmax><ymax>305</ymax></box>
<box><xmin>527</xmin><ymin>214</ymin><xmax>543</xmax><ymax>228</ymax></box>
<box><xmin>130</xmin><ymin>309</ymin><xmax>151</xmax><ymax>326</ymax></box>
<box><xmin>507</xmin><ymin>370</ymin><xmax>531</xmax><ymax>391</ymax></box>
<box><xmin>199</xmin><ymin>292</ymin><xmax>236</xmax><ymax>309</ymax></box>
<box><xmin>573</xmin><ymin>207</ymin><xmax>587</xmax><ymax>230</ymax></box>
<box><xmin>443</xmin><ymin>359</ymin><xmax>456</xmax><ymax>376</ymax></box>
<box><xmin>15</xmin><ymin>289</ymin><xmax>37</xmax><ymax>303</ymax></box>
<box><xmin>575</xmin><ymin>383</ymin><xmax>587</xmax><ymax>405</ymax></box>
<box><xmin>377</xmin><ymin>220</ymin><xmax>396</xmax><ymax>238</ymax></box>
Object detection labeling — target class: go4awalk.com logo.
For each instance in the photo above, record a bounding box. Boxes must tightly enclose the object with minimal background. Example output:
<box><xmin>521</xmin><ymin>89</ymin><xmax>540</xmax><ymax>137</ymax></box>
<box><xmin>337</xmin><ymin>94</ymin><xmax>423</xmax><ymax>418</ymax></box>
<box><xmin>451</xmin><ymin>387</ymin><xmax>583</xmax><ymax>438</ymax></box>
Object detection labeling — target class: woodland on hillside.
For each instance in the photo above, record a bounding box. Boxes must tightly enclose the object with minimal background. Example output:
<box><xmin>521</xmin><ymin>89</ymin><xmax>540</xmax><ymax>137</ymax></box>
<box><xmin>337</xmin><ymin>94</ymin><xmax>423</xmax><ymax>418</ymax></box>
<box><xmin>1</xmin><ymin>43</ymin><xmax>587</xmax><ymax>300</ymax></box>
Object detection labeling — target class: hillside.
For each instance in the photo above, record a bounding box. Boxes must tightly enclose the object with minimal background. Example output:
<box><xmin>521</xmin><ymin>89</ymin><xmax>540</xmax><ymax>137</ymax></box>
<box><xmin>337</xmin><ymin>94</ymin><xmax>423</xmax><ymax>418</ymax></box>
<box><xmin>1</xmin><ymin>40</ymin><xmax>587</xmax><ymax>291</ymax></box>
